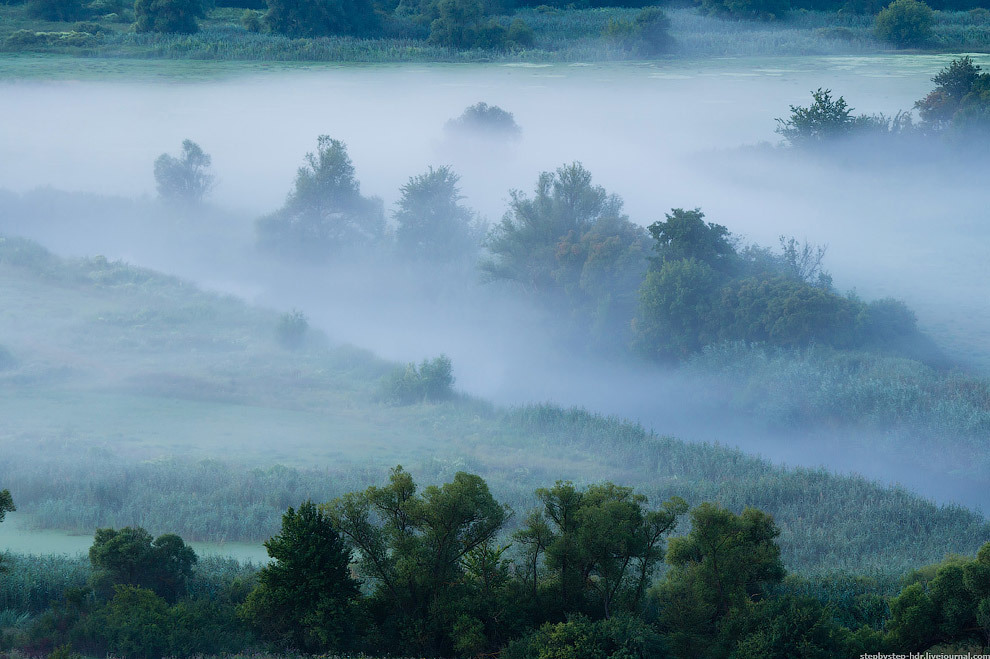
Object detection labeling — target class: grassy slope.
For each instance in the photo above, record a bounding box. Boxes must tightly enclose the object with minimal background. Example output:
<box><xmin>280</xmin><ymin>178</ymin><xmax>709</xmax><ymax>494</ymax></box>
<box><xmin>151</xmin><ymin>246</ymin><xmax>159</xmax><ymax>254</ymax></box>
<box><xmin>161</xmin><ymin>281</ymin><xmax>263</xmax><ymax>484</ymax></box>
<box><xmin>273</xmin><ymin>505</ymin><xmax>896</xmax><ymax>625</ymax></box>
<box><xmin>0</xmin><ymin>235</ymin><xmax>987</xmax><ymax>576</ymax></box>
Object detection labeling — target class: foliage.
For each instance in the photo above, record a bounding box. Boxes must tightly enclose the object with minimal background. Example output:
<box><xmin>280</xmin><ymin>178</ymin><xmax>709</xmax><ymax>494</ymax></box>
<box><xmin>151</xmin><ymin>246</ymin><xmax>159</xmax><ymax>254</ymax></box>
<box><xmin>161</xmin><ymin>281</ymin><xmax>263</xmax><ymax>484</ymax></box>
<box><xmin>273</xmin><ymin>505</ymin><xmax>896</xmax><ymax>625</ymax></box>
<box><xmin>444</xmin><ymin>101</ymin><xmax>522</xmax><ymax>138</ymax></box>
<box><xmin>700</xmin><ymin>0</ymin><xmax>789</xmax><ymax>21</ymax></box>
<box><xmin>502</xmin><ymin>614</ymin><xmax>669</xmax><ymax>659</ymax></box>
<box><xmin>602</xmin><ymin>6</ymin><xmax>672</xmax><ymax>55</ymax></box>
<box><xmin>0</xmin><ymin>489</ymin><xmax>13</xmax><ymax>524</ymax></box>
<box><xmin>262</xmin><ymin>0</ymin><xmax>379</xmax><ymax>37</ymax></box>
<box><xmin>89</xmin><ymin>526</ymin><xmax>197</xmax><ymax>602</ymax></box>
<box><xmin>394</xmin><ymin>166</ymin><xmax>480</xmax><ymax>262</ymax></box>
<box><xmin>514</xmin><ymin>481</ymin><xmax>687</xmax><ymax>620</ymax></box>
<box><xmin>874</xmin><ymin>0</ymin><xmax>934</xmax><ymax>46</ymax></box>
<box><xmin>239</xmin><ymin>501</ymin><xmax>359</xmax><ymax>652</ymax></box>
<box><xmin>774</xmin><ymin>88</ymin><xmax>873</xmax><ymax>146</ymax></box>
<box><xmin>135</xmin><ymin>0</ymin><xmax>207</xmax><ymax>33</ymax></box>
<box><xmin>325</xmin><ymin>466</ymin><xmax>511</xmax><ymax>655</ymax></box>
<box><xmin>483</xmin><ymin>162</ymin><xmax>649</xmax><ymax>349</ymax></box>
<box><xmin>256</xmin><ymin>136</ymin><xmax>385</xmax><ymax>261</ymax></box>
<box><xmin>915</xmin><ymin>56</ymin><xmax>990</xmax><ymax>136</ymax></box>
<box><xmin>240</xmin><ymin>8</ymin><xmax>262</xmax><ymax>30</ymax></box>
<box><xmin>275</xmin><ymin>309</ymin><xmax>308</xmax><ymax>350</ymax></box>
<box><xmin>153</xmin><ymin>139</ymin><xmax>215</xmax><ymax>206</ymax></box>
<box><xmin>26</xmin><ymin>0</ymin><xmax>85</xmax><ymax>21</ymax></box>
<box><xmin>380</xmin><ymin>354</ymin><xmax>456</xmax><ymax>404</ymax></box>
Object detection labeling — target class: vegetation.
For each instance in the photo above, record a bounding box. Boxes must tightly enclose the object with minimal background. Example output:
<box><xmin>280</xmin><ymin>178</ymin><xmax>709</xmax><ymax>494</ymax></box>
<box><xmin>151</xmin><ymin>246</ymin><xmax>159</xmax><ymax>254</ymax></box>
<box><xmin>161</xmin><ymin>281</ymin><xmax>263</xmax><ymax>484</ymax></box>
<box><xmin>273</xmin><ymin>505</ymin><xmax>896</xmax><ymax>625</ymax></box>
<box><xmin>874</xmin><ymin>0</ymin><xmax>935</xmax><ymax>45</ymax></box>
<box><xmin>153</xmin><ymin>139</ymin><xmax>215</xmax><ymax>206</ymax></box>
<box><xmin>393</xmin><ymin>165</ymin><xmax>481</xmax><ymax>262</ymax></box>
<box><xmin>256</xmin><ymin>135</ymin><xmax>384</xmax><ymax>261</ymax></box>
<box><xmin>380</xmin><ymin>354</ymin><xmax>456</xmax><ymax>404</ymax></box>
<box><xmin>275</xmin><ymin>309</ymin><xmax>309</xmax><ymax>350</ymax></box>
<box><xmin>135</xmin><ymin>0</ymin><xmax>207</xmax><ymax>33</ymax></box>
<box><xmin>262</xmin><ymin>0</ymin><xmax>379</xmax><ymax>37</ymax></box>
<box><xmin>444</xmin><ymin>101</ymin><xmax>522</xmax><ymax>139</ymax></box>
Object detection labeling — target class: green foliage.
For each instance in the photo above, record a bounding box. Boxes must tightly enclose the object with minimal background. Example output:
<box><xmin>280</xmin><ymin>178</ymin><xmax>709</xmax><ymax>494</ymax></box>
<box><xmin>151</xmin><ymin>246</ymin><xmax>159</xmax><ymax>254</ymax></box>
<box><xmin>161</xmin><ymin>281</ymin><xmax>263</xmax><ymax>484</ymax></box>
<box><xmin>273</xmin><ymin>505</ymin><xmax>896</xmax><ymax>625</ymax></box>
<box><xmin>0</xmin><ymin>490</ymin><xmax>13</xmax><ymax>524</ymax></box>
<box><xmin>445</xmin><ymin>101</ymin><xmax>522</xmax><ymax>138</ymax></box>
<box><xmin>874</xmin><ymin>0</ymin><xmax>934</xmax><ymax>46</ymax></box>
<box><xmin>89</xmin><ymin>527</ymin><xmax>197</xmax><ymax>602</ymax></box>
<box><xmin>634</xmin><ymin>257</ymin><xmax>720</xmax><ymax>359</ymax></box>
<box><xmin>732</xmin><ymin>594</ymin><xmax>851</xmax><ymax>659</ymax></box>
<box><xmin>134</xmin><ymin>0</ymin><xmax>207</xmax><ymax>33</ymax></box>
<box><xmin>700</xmin><ymin>0</ymin><xmax>789</xmax><ymax>21</ymax></box>
<box><xmin>646</xmin><ymin>208</ymin><xmax>735</xmax><ymax>273</ymax></box>
<box><xmin>503</xmin><ymin>614</ymin><xmax>669</xmax><ymax>659</ymax></box>
<box><xmin>915</xmin><ymin>56</ymin><xmax>990</xmax><ymax>136</ymax></box>
<box><xmin>483</xmin><ymin>163</ymin><xmax>649</xmax><ymax>348</ymax></box>
<box><xmin>256</xmin><ymin>136</ymin><xmax>385</xmax><ymax>261</ymax></box>
<box><xmin>515</xmin><ymin>481</ymin><xmax>686</xmax><ymax>620</ymax></box>
<box><xmin>507</xmin><ymin>16</ymin><xmax>535</xmax><ymax>45</ymax></box>
<box><xmin>153</xmin><ymin>139</ymin><xmax>215</xmax><ymax>205</ymax></box>
<box><xmin>775</xmin><ymin>88</ymin><xmax>860</xmax><ymax>146</ymax></box>
<box><xmin>394</xmin><ymin>166</ymin><xmax>480</xmax><ymax>262</ymax></box>
<box><xmin>262</xmin><ymin>0</ymin><xmax>379</xmax><ymax>36</ymax></box>
<box><xmin>326</xmin><ymin>466</ymin><xmax>510</xmax><ymax>655</ymax></box>
<box><xmin>26</xmin><ymin>0</ymin><xmax>85</xmax><ymax>21</ymax></box>
<box><xmin>275</xmin><ymin>309</ymin><xmax>308</xmax><ymax>350</ymax></box>
<box><xmin>239</xmin><ymin>501</ymin><xmax>359</xmax><ymax>651</ymax></box>
<box><xmin>380</xmin><ymin>354</ymin><xmax>456</xmax><ymax>404</ymax></box>
<box><xmin>240</xmin><ymin>8</ymin><xmax>262</xmax><ymax>29</ymax></box>
<box><xmin>602</xmin><ymin>6</ymin><xmax>672</xmax><ymax>55</ymax></box>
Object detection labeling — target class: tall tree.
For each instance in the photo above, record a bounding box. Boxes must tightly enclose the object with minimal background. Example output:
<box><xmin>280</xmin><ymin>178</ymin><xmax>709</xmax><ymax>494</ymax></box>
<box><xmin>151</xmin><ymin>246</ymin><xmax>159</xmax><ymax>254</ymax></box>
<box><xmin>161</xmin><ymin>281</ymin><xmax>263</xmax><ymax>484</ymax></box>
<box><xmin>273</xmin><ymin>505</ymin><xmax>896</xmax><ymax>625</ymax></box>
<box><xmin>89</xmin><ymin>527</ymin><xmax>197</xmax><ymax>603</ymax></box>
<box><xmin>394</xmin><ymin>166</ymin><xmax>479</xmax><ymax>262</ymax></box>
<box><xmin>154</xmin><ymin>139</ymin><xmax>215</xmax><ymax>206</ymax></box>
<box><xmin>240</xmin><ymin>501</ymin><xmax>360</xmax><ymax>652</ymax></box>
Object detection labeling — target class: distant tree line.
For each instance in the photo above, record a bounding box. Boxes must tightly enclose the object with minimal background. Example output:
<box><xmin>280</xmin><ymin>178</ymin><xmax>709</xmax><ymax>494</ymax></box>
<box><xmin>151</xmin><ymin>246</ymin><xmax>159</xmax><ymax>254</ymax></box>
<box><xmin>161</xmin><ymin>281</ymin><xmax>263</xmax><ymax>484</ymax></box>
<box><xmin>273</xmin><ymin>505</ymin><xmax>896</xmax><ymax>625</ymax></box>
<box><xmin>3</xmin><ymin>477</ymin><xmax>988</xmax><ymax>657</ymax></box>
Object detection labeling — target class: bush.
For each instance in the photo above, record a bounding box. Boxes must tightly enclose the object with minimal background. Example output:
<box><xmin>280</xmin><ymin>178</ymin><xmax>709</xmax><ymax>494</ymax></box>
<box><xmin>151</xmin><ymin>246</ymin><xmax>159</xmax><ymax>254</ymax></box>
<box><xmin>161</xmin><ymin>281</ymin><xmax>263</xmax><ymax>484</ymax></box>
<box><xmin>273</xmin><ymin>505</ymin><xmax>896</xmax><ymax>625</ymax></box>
<box><xmin>701</xmin><ymin>0</ymin><xmax>789</xmax><ymax>20</ymax></box>
<box><xmin>240</xmin><ymin>8</ymin><xmax>262</xmax><ymax>30</ymax></box>
<box><xmin>874</xmin><ymin>0</ymin><xmax>934</xmax><ymax>46</ymax></box>
<box><xmin>275</xmin><ymin>310</ymin><xmax>308</xmax><ymax>350</ymax></box>
<box><xmin>380</xmin><ymin>355</ymin><xmax>455</xmax><ymax>404</ymax></box>
<box><xmin>153</xmin><ymin>140</ymin><xmax>215</xmax><ymax>205</ymax></box>
<box><xmin>263</xmin><ymin>0</ymin><xmax>379</xmax><ymax>37</ymax></box>
<box><xmin>445</xmin><ymin>101</ymin><xmax>521</xmax><ymax>138</ymax></box>
<box><xmin>503</xmin><ymin>614</ymin><xmax>668</xmax><ymax>659</ymax></box>
<box><xmin>26</xmin><ymin>0</ymin><xmax>85</xmax><ymax>21</ymax></box>
<box><xmin>134</xmin><ymin>0</ymin><xmax>207</xmax><ymax>33</ymax></box>
<box><xmin>507</xmin><ymin>17</ymin><xmax>535</xmax><ymax>46</ymax></box>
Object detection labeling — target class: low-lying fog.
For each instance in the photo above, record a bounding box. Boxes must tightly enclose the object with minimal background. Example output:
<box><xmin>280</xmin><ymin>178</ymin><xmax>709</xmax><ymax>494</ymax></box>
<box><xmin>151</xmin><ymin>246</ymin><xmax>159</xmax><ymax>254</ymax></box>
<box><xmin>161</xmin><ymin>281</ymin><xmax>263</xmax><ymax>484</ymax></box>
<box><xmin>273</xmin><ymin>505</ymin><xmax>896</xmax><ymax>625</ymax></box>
<box><xmin>2</xmin><ymin>55</ymin><xmax>989</xmax><ymax>510</ymax></box>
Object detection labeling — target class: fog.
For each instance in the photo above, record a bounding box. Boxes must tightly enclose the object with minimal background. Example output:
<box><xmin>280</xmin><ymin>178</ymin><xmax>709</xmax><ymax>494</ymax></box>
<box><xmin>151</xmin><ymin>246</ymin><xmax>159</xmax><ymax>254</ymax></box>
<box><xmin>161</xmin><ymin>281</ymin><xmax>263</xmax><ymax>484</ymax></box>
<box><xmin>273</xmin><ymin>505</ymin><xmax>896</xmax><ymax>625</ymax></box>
<box><xmin>2</xmin><ymin>55</ymin><xmax>989</xmax><ymax>511</ymax></box>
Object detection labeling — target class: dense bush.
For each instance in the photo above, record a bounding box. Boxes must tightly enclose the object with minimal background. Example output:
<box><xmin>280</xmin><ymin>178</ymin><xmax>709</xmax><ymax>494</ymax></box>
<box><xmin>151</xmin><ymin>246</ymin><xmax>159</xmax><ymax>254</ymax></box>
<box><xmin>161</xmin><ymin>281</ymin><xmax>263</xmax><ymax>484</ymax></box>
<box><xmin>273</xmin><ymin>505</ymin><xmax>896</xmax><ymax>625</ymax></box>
<box><xmin>26</xmin><ymin>0</ymin><xmax>85</xmax><ymax>21</ymax></box>
<box><xmin>700</xmin><ymin>0</ymin><xmax>789</xmax><ymax>20</ymax></box>
<box><xmin>89</xmin><ymin>527</ymin><xmax>197</xmax><ymax>602</ymax></box>
<box><xmin>444</xmin><ymin>101</ymin><xmax>522</xmax><ymax>138</ymax></box>
<box><xmin>262</xmin><ymin>0</ymin><xmax>379</xmax><ymax>36</ymax></box>
<box><xmin>874</xmin><ymin>0</ymin><xmax>934</xmax><ymax>46</ymax></box>
<box><xmin>915</xmin><ymin>56</ymin><xmax>990</xmax><ymax>136</ymax></box>
<box><xmin>153</xmin><ymin>140</ymin><xmax>215</xmax><ymax>205</ymax></box>
<box><xmin>380</xmin><ymin>354</ymin><xmax>455</xmax><ymax>404</ymax></box>
<box><xmin>134</xmin><ymin>0</ymin><xmax>207</xmax><ymax>33</ymax></box>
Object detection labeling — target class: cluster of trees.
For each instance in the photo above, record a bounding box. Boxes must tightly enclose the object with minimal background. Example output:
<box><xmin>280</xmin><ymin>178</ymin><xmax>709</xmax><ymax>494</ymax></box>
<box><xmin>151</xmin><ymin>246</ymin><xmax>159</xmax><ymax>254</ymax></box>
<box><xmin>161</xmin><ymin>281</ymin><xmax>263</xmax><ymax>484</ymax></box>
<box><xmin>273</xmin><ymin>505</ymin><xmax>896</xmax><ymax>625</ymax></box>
<box><xmin>6</xmin><ymin>474</ymin><xmax>988</xmax><ymax>658</ymax></box>
<box><xmin>777</xmin><ymin>57</ymin><xmax>990</xmax><ymax>146</ymax></box>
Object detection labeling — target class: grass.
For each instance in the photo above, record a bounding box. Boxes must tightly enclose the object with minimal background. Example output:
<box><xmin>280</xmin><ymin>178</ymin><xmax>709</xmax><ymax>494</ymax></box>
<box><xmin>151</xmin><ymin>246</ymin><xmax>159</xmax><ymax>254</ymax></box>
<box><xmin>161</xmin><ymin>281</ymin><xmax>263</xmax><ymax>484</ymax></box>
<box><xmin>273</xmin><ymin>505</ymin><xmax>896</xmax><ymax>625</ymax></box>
<box><xmin>1</xmin><ymin>3</ymin><xmax>989</xmax><ymax>62</ymax></box>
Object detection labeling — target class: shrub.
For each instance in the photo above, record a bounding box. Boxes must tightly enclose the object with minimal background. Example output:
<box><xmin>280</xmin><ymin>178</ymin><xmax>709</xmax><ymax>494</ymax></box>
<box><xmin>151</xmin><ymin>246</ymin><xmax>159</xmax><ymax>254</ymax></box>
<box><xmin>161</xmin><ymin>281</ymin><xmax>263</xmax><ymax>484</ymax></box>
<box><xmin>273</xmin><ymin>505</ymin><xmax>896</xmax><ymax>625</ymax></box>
<box><xmin>263</xmin><ymin>0</ymin><xmax>379</xmax><ymax>37</ymax></box>
<box><xmin>507</xmin><ymin>17</ymin><xmax>535</xmax><ymax>46</ymax></box>
<box><xmin>275</xmin><ymin>310</ymin><xmax>308</xmax><ymax>350</ymax></box>
<box><xmin>503</xmin><ymin>614</ymin><xmax>667</xmax><ymax>659</ymax></box>
<box><xmin>153</xmin><ymin>140</ymin><xmax>215</xmax><ymax>205</ymax></box>
<box><xmin>240</xmin><ymin>8</ymin><xmax>262</xmax><ymax>30</ymax></box>
<box><xmin>26</xmin><ymin>0</ymin><xmax>85</xmax><ymax>21</ymax></box>
<box><xmin>701</xmin><ymin>0</ymin><xmax>789</xmax><ymax>20</ymax></box>
<box><xmin>380</xmin><ymin>355</ymin><xmax>455</xmax><ymax>404</ymax></box>
<box><xmin>874</xmin><ymin>0</ymin><xmax>934</xmax><ymax>46</ymax></box>
<box><xmin>445</xmin><ymin>101</ymin><xmax>521</xmax><ymax>138</ymax></box>
<box><xmin>134</xmin><ymin>0</ymin><xmax>207</xmax><ymax>32</ymax></box>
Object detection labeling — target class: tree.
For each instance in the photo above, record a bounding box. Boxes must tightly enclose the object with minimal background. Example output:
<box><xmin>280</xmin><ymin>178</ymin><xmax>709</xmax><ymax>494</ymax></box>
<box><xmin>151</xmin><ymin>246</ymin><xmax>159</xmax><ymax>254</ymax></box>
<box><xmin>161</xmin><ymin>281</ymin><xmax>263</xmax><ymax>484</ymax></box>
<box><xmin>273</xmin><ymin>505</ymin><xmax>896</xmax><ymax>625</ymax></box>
<box><xmin>700</xmin><ymin>0</ymin><xmax>789</xmax><ymax>20</ymax></box>
<box><xmin>89</xmin><ymin>527</ymin><xmax>197</xmax><ymax>603</ymax></box>
<box><xmin>874</xmin><ymin>0</ymin><xmax>934</xmax><ymax>47</ymax></box>
<box><xmin>257</xmin><ymin>136</ymin><xmax>385</xmax><ymax>261</ymax></box>
<box><xmin>135</xmin><ymin>0</ymin><xmax>207</xmax><ymax>33</ymax></box>
<box><xmin>263</xmin><ymin>0</ymin><xmax>379</xmax><ymax>37</ymax></box>
<box><xmin>0</xmin><ymin>490</ymin><xmax>13</xmax><ymax>574</ymax></box>
<box><xmin>444</xmin><ymin>102</ymin><xmax>522</xmax><ymax>139</ymax></box>
<box><xmin>646</xmin><ymin>208</ymin><xmax>735</xmax><ymax>273</ymax></box>
<box><xmin>153</xmin><ymin>140</ymin><xmax>215</xmax><ymax>206</ymax></box>
<box><xmin>394</xmin><ymin>166</ymin><xmax>479</xmax><ymax>262</ymax></box>
<box><xmin>915</xmin><ymin>57</ymin><xmax>990</xmax><ymax>136</ymax></box>
<box><xmin>775</xmin><ymin>89</ymin><xmax>859</xmax><ymax>146</ymax></box>
<box><xmin>633</xmin><ymin>257</ymin><xmax>721</xmax><ymax>359</ymax></box>
<box><xmin>27</xmin><ymin>0</ymin><xmax>85</xmax><ymax>21</ymax></box>
<box><xmin>240</xmin><ymin>501</ymin><xmax>360</xmax><ymax>652</ymax></box>
<box><xmin>656</xmin><ymin>504</ymin><xmax>786</xmax><ymax>659</ymax></box>
<box><xmin>326</xmin><ymin>467</ymin><xmax>510</xmax><ymax>655</ymax></box>
<box><xmin>483</xmin><ymin>163</ymin><xmax>649</xmax><ymax>348</ymax></box>
<box><xmin>515</xmin><ymin>481</ymin><xmax>686</xmax><ymax>621</ymax></box>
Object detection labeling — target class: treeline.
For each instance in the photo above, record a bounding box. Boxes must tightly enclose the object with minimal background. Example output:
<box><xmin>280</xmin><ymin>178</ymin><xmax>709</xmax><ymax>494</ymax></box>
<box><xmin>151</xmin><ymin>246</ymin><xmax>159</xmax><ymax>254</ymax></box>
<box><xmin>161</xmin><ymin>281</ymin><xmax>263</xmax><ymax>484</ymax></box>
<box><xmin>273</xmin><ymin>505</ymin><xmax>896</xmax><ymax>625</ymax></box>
<box><xmin>1</xmin><ymin>479</ymin><xmax>989</xmax><ymax>658</ymax></box>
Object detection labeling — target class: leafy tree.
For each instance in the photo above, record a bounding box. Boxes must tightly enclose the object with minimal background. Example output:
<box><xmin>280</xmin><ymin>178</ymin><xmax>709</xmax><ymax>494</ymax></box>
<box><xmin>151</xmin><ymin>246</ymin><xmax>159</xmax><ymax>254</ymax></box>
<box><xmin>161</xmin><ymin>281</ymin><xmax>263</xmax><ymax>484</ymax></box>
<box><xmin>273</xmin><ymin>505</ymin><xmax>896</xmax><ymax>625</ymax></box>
<box><xmin>326</xmin><ymin>467</ymin><xmax>510</xmax><ymax>655</ymax></box>
<box><xmin>444</xmin><ymin>101</ymin><xmax>522</xmax><ymax>138</ymax></box>
<box><xmin>0</xmin><ymin>490</ymin><xmax>13</xmax><ymax>575</ymax></box>
<box><xmin>700</xmin><ymin>0</ymin><xmax>788</xmax><ymax>20</ymax></box>
<box><xmin>134</xmin><ymin>0</ymin><xmax>206</xmax><ymax>33</ymax></box>
<box><xmin>99</xmin><ymin>586</ymin><xmax>172</xmax><ymax>659</ymax></box>
<box><xmin>239</xmin><ymin>501</ymin><xmax>360</xmax><ymax>652</ymax></box>
<box><xmin>874</xmin><ymin>0</ymin><xmax>934</xmax><ymax>46</ymax></box>
<box><xmin>646</xmin><ymin>208</ymin><xmax>735</xmax><ymax>273</ymax></box>
<box><xmin>257</xmin><ymin>136</ymin><xmax>385</xmax><ymax>261</ymax></box>
<box><xmin>602</xmin><ymin>7</ymin><xmax>673</xmax><ymax>56</ymax></box>
<box><xmin>507</xmin><ymin>17</ymin><xmax>535</xmax><ymax>46</ymax></box>
<box><xmin>394</xmin><ymin>166</ymin><xmax>479</xmax><ymax>261</ymax></box>
<box><xmin>380</xmin><ymin>354</ymin><xmax>455</xmax><ymax>404</ymax></box>
<box><xmin>483</xmin><ymin>163</ymin><xmax>649</xmax><ymax>348</ymax></box>
<box><xmin>27</xmin><ymin>0</ymin><xmax>85</xmax><ymax>21</ymax></box>
<box><xmin>656</xmin><ymin>504</ymin><xmax>785</xmax><ymax>659</ymax></box>
<box><xmin>732</xmin><ymin>594</ymin><xmax>850</xmax><ymax>659</ymax></box>
<box><xmin>263</xmin><ymin>0</ymin><xmax>378</xmax><ymax>36</ymax></box>
<box><xmin>915</xmin><ymin>57</ymin><xmax>990</xmax><ymax>136</ymax></box>
<box><xmin>515</xmin><ymin>481</ymin><xmax>686</xmax><ymax>621</ymax></box>
<box><xmin>153</xmin><ymin>140</ymin><xmax>215</xmax><ymax>206</ymax></box>
<box><xmin>427</xmin><ymin>0</ymin><xmax>508</xmax><ymax>48</ymax></box>
<box><xmin>775</xmin><ymin>89</ymin><xmax>859</xmax><ymax>146</ymax></box>
<box><xmin>89</xmin><ymin>527</ymin><xmax>197</xmax><ymax>603</ymax></box>
<box><xmin>633</xmin><ymin>257</ymin><xmax>720</xmax><ymax>360</ymax></box>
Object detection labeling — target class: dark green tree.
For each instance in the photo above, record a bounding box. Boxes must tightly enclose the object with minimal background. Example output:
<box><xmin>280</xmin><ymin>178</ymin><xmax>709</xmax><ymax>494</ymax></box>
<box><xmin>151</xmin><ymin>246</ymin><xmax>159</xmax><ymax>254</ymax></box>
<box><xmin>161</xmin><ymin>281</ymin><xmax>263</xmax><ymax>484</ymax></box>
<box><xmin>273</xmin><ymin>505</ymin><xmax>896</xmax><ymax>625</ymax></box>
<box><xmin>257</xmin><ymin>136</ymin><xmax>385</xmax><ymax>261</ymax></box>
<box><xmin>700</xmin><ymin>0</ymin><xmax>788</xmax><ymax>20</ymax></box>
<box><xmin>775</xmin><ymin>89</ymin><xmax>858</xmax><ymax>146</ymax></box>
<box><xmin>239</xmin><ymin>501</ymin><xmax>360</xmax><ymax>652</ymax></box>
<box><xmin>915</xmin><ymin>57</ymin><xmax>990</xmax><ymax>137</ymax></box>
<box><xmin>134</xmin><ymin>0</ymin><xmax>207</xmax><ymax>33</ymax></box>
<box><xmin>502</xmin><ymin>614</ymin><xmax>669</xmax><ymax>659</ymax></box>
<box><xmin>444</xmin><ymin>101</ymin><xmax>521</xmax><ymax>138</ymax></box>
<box><xmin>263</xmin><ymin>0</ymin><xmax>379</xmax><ymax>36</ymax></box>
<box><xmin>326</xmin><ymin>467</ymin><xmax>510</xmax><ymax>656</ymax></box>
<box><xmin>394</xmin><ymin>166</ymin><xmax>479</xmax><ymax>261</ymax></box>
<box><xmin>27</xmin><ymin>0</ymin><xmax>85</xmax><ymax>21</ymax></box>
<box><xmin>89</xmin><ymin>527</ymin><xmax>197</xmax><ymax>603</ymax></box>
<box><xmin>153</xmin><ymin>140</ymin><xmax>215</xmax><ymax>206</ymax></box>
<box><xmin>0</xmin><ymin>489</ymin><xmax>13</xmax><ymax>574</ymax></box>
<box><xmin>874</xmin><ymin>0</ymin><xmax>934</xmax><ymax>46</ymax></box>
<box><xmin>646</xmin><ymin>208</ymin><xmax>735</xmax><ymax>272</ymax></box>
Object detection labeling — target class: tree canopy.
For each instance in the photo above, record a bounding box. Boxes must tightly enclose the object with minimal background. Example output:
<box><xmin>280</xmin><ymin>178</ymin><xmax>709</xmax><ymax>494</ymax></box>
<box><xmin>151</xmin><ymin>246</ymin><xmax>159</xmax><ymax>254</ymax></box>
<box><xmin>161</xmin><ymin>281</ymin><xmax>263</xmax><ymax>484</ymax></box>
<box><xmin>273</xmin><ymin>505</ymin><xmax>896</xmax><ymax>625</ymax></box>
<box><xmin>153</xmin><ymin>140</ymin><xmax>215</xmax><ymax>206</ymax></box>
<box><xmin>89</xmin><ymin>526</ymin><xmax>198</xmax><ymax>603</ymax></box>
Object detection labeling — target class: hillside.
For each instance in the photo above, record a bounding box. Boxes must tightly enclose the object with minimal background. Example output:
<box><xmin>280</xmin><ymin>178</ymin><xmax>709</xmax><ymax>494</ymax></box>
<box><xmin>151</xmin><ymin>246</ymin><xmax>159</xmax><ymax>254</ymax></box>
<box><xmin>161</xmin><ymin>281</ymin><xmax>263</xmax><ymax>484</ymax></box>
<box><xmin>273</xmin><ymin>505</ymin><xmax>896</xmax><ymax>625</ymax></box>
<box><xmin>0</xmin><ymin>235</ymin><xmax>987</xmax><ymax>576</ymax></box>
